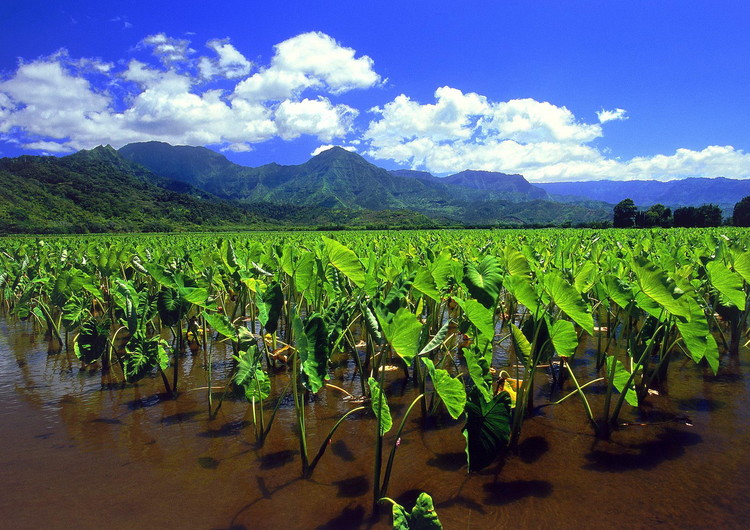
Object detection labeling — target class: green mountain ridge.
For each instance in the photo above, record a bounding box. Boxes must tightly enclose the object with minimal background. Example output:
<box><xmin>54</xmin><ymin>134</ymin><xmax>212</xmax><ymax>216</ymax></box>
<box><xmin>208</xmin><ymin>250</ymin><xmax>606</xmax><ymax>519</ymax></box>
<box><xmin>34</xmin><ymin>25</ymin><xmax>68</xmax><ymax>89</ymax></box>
<box><xmin>0</xmin><ymin>146</ymin><xmax>268</xmax><ymax>233</ymax></box>
<box><xmin>121</xmin><ymin>143</ymin><xmax>428</xmax><ymax>209</ymax></box>
<box><xmin>0</xmin><ymin>142</ymin><xmax>612</xmax><ymax>234</ymax></box>
<box><xmin>119</xmin><ymin>142</ymin><xmax>553</xmax><ymax>209</ymax></box>
<box><xmin>117</xmin><ymin>141</ymin><xmax>610</xmax><ymax>223</ymax></box>
<box><xmin>391</xmin><ymin>168</ymin><xmax>549</xmax><ymax>201</ymax></box>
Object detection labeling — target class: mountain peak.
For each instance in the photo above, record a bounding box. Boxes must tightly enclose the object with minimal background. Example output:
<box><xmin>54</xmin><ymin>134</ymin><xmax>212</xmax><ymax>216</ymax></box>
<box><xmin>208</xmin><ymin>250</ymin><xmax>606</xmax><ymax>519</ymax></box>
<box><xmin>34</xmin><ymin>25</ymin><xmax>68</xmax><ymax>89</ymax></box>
<box><xmin>311</xmin><ymin>146</ymin><xmax>361</xmax><ymax>161</ymax></box>
<box><xmin>65</xmin><ymin>144</ymin><xmax>123</xmax><ymax>164</ymax></box>
<box><xmin>119</xmin><ymin>141</ymin><xmax>234</xmax><ymax>187</ymax></box>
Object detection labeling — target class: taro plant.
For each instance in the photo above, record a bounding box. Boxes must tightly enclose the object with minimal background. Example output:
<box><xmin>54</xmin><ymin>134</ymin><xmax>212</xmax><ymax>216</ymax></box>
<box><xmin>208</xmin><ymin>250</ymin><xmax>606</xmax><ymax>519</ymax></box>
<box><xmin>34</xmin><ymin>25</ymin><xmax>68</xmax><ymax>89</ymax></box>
<box><xmin>291</xmin><ymin>309</ymin><xmax>365</xmax><ymax>478</ymax></box>
<box><xmin>370</xmin><ymin>311</ymin><xmax>466</xmax><ymax>502</ymax></box>
<box><xmin>379</xmin><ymin>491</ymin><xmax>443</xmax><ymax>529</ymax></box>
<box><xmin>144</xmin><ymin>263</ymin><xmax>211</xmax><ymax>394</ymax></box>
<box><xmin>112</xmin><ymin>279</ymin><xmax>173</xmax><ymax>394</ymax></box>
<box><xmin>201</xmin><ymin>309</ymin><xmax>258</xmax><ymax>419</ymax></box>
<box><xmin>706</xmin><ymin>251</ymin><xmax>750</xmax><ymax>356</ymax></box>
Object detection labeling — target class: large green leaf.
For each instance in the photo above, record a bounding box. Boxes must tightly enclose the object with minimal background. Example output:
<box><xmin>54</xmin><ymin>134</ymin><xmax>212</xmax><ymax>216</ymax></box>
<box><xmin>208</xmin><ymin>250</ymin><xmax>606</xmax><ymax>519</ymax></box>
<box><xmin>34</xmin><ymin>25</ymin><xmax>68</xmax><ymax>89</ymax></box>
<box><xmin>157</xmin><ymin>287</ymin><xmax>189</xmax><ymax>327</ymax></box>
<box><xmin>233</xmin><ymin>345</ymin><xmax>270</xmax><ymax>401</ymax></box>
<box><xmin>220</xmin><ymin>239</ymin><xmax>239</xmax><ymax>275</ymax></box>
<box><xmin>509</xmin><ymin>323</ymin><xmax>531</xmax><ymax>365</ymax></box>
<box><xmin>456</xmin><ymin>298</ymin><xmax>494</xmax><ymax>339</ymax></box>
<box><xmin>545</xmin><ymin>271</ymin><xmax>594</xmax><ymax>334</ymax></box>
<box><xmin>61</xmin><ymin>295</ymin><xmax>88</xmax><ymax>331</ymax></box>
<box><xmin>462</xmin><ymin>256</ymin><xmax>502</xmax><ymax>309</ymax></box>
<box><xmin>504</xmin><ymin>246</ymin><xmax>531</xmax><ymax>277</ymax></box>
<box><xmin>632</xmin><ymin>257</ymin><xmax>691</xmax><ymax>319</ymax></box>
<box><xmin>94</xmin><ymin>244</ymin><xmax>130</xmax><ymax>278</ymax></box>
<box><xmin>362</xmin><ymin>302</ymin><xmax>383</xmax><ymax>344</ymax></box>
<box><xmin>368</xmin><ymin>377</ymin><xmax>392</xmax><ymax>435</ymax></box>
<box><xmin>430</xmin><ymin>252</ymin><xmax>454</xmax><ymax>292</ymax></box>
<box><xmin>605</xmin><ymin>354</ymin><xmax>638</xmax><ymax>407</ymax></box>
<box><xmin>202</xmin><ymin>311</ymin><xmax>236</xmax><ymax>340</ymax></box>
<box><xmin>167</xmin><ymin>273</ymin><xmax>210</xmax><ymax>309</ymax></box>
<box><xmin>74</xmin><ymin>319</ymin><xmax>109</xmax><ymax>365</ymax></box>
<box><xmin>81</xmin><ymin>276</ymin><xmax>104</xmax><ymax>301</ymax></box>
<box><xmin>51</xmin><ymin>268</ymin><xmax>86</xmax><ymax>307</ymax></box>
<box><xmin>178</xmin><ymin>286</ymin><xmax>209</xmax><ymax>307</ymax></box>
<box><xmin>463</xmin><ymin>346</ymin><xmax>492</xmax><ymax>402</ymax></box>
<box><xmin>293</xmin><ymin>251</ymin><xmax>317</xmax><ymax>294</ymax></box>
<box><xmin>257</xmin><ymin>282</ymin><xmax>283</xmax><ymax>334</ymax></box>
<box><xmin>732</xmin><ymin>251</ymin><xmax>750</xmax><ymax>284</ymax></box>
<box><xmin>143</xmin><ymin>263</ymin><xmax>178</xmax><ymax>289</ymax></box>
<box><xmin>634</xmin><ymin>290</ymin><xmax>666</xmax><ymax>322</ymax></box>
<box><xmin>675</xmin><ymin>296</ymin><xmax>719</xmax><ymax>374</ymax></box>
<box><xmin>249</xmin><ymin>369</ymin><xmax>271</xmax><ymax>401</ymax></box>
<box><xmin>377</xmin><ymin>307</ymin><xmax>423</xmax><ymax>367</ymax></box>
<box><xmin>113</xmin><ymin>279</ymin><xmax>145</xmax><ymax>335</ymax></box>
<box><xmin>706</xmin><ymin>261</ymin><xmax>746</xmax><ymax>309</ymax></box>
<box><xmin>409</xmin><ymin>492</ymin><xmax>442</xmax><ymax>530</ymax></box>
<box><xmin>418</xmin><ymin>320</ymin><xmax>451</xmax><ymax>356</ymax></box>
<box><xmin>422</xmin><ymin>358</ymin><xmax>466</xmax><ymax>419</ymax></box>
<box><xmin>462</xmin><ymin>388</ymin><xmax>512</xmax><ymax>472</ymax></box>
<box><xmin>547</xmin><ymin>318</ymin><xmax>578</xmax><ymax>358</ymax></box>
<box><xmin>123</xmin><ymin>332</ymin><xmax>170</xmax><ymax>383</ymax></box>
<box><xmin>573</xmin><ymin>262</ymin><xmax>597</xmax><ymax>294</ymax></box>
<box><xmin>387</xmin><ymin>492</ymin><xmax>443</xmax><ymax>530</ymax></box>
<box><xmin>322</xmin><ymin>236</ymin><xmax>365</xmax><ymax>288</ymax></box>
<box><xmin>293</xmin><ymin>312</ymin><xmax>329</xmax><ymax>393</ymax></box>
<box><xmin>504</xmin><ymin>275</ymin><xmax>540</xmax><ymax>317</ymax></box>
<box><xmin>603</xmin><ymin>274</ymin><xmax>633</xmax><ymax>310</ymax></box>
<box><xmin>412</xmin><ymin>268</ymin><xmax>441</xmax><ymax>302</ymax></box>
<box><xmin>392</xmin><ymin>503</ymin><xmax>410</xmax><ymax>530</ymax></box>
<box><xmin>383</xmin><ymin>273</ymin><xmax>414</xmax><ymax>314</ymax></box>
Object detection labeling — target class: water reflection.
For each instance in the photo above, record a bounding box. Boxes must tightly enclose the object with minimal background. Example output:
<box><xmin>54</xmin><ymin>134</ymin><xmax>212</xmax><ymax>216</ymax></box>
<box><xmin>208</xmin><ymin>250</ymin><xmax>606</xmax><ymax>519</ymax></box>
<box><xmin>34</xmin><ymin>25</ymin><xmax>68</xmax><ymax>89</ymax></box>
<box><xmin>1</xmin><ymin>315</ymin><xmax>750</xmax><ymax>528</ymax></box>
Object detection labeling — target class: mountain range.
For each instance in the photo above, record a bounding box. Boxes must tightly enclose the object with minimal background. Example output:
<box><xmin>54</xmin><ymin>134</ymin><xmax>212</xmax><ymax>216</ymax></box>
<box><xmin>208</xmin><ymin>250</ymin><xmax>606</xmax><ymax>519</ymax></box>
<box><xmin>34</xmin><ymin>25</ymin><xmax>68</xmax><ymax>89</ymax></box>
<box><xmin>0</xmin><ymin>140</ymin><xmax>745</xmax><ymax>233</ymax></box>
<box><xmin>537</xmin><ymin>178</ymin><xmax>750</xmax><ymax>214</ymax></box>
<box><xmin>118</xmin><ymin>142</ymin><xmax>554</xmax><ymax>210</ymax></box>
<box><xmin>116</xmin><ymin>142</ymin><xmax>611</xmax><ymax>226</ymax></box>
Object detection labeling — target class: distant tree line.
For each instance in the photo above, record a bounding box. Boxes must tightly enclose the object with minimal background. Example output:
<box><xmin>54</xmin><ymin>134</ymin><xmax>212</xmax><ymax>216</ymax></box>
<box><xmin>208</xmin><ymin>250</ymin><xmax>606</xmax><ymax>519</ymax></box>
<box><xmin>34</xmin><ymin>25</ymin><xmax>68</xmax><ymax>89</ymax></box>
<box><xmin>613</xmin><ymin>195</ymin><xmax>750</xmax><ymax>228</ymax></box>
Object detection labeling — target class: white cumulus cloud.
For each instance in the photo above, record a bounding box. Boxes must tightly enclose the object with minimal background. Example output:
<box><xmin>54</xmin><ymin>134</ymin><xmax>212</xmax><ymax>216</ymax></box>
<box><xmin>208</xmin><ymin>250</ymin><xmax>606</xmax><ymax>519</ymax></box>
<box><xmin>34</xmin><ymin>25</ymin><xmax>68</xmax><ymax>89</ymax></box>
<box><xmin>483</xmin><ymin>99</ymin><xmax>602</xmax><ymax>144</ymax></box>
<box><xmin>364</xmin><ymin>87</ymin><xmax>605</xmax><ymax>176</ymax></box>
<box><xmin>597</xmin><ymin>107</ymin><xmax>628</xmax><ymax>123</ymax></box>
<box><xmin>272</xmin><ymin>32</ymin><xmax>381</xmax><ymax>94</ymax></box>
<box><xmin>198</xmin><ymin>39</ymin><xmax>252</xmax><ymax>79</ymax></box>
<box><xmin>364</xmin><ymin>87</ymin><xmax>750</xmax><ymax>181</ymax></box>
<box><xmin>275</xmin><ymin>98</ymin><xmax>357</xmax><ymax>142</ymax></box>
<box><xmin>140</xmin><ymin>33</ymin><xmax>194</xmax><ymax>64</ymax></box>
<box><xmin>1</xmin><ymin>33</ymin><xmax>749</xmax><ymax>183</ymax></box>
<box><xmin>22</xmin><ymin>140</ymin><xmax>78</xmax><ymax>153</ymax></box>
<box><xmin>0</xmin><ymin>32</ymin><xmax>378</xmax><ymax>153</ymax></box>
<box><xmin>233</xmin><ymin>31</ymin><xmax>381</xmax><ymax>102</ymax></box>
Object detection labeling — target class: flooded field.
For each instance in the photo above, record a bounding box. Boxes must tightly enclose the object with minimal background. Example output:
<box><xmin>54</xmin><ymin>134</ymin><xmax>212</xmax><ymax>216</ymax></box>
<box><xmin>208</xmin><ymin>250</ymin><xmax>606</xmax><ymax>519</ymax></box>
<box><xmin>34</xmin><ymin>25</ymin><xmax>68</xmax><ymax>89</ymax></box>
<box><xmin>2</xmin><ymin>316</ymin><xmax>749</xmax><ymax>529</ymax></box>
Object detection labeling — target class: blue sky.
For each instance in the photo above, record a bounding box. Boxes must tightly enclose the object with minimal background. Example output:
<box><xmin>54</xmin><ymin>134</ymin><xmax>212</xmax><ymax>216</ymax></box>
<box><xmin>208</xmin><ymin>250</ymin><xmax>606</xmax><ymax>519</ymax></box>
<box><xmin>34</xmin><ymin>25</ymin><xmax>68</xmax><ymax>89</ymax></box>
<box><xmin>1</xmin><ymin>0</ymin><xmax>749</xmax><ymax>181</ymax></box>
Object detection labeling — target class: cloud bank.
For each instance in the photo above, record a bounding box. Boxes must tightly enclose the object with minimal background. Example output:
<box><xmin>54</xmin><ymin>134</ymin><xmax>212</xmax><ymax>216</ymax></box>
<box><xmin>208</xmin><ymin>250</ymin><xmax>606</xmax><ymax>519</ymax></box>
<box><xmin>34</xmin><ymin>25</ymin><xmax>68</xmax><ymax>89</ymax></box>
<box><xmin>364</xmin><ymin>88</ymin><xmax>750</xmax><ymax>181</ymax></box>
<box><xmin>0</xmin><ymin>32</ymin><xmax>380</xmax><ymax>153</ymax></box>
<box><xmin>0</xmin><ymin>31</ymin><xmax>748</xmax><ymax>181</ymax></box>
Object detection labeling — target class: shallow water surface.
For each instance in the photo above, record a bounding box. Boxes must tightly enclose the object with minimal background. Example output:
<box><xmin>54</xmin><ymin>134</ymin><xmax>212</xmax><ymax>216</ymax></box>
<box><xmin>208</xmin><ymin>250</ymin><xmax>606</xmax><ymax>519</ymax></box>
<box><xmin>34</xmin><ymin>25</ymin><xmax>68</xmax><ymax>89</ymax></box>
<box><xmin>1</xmin><ymin>317</ymin><xmax>749</xmax><ymax>529</ymax></box>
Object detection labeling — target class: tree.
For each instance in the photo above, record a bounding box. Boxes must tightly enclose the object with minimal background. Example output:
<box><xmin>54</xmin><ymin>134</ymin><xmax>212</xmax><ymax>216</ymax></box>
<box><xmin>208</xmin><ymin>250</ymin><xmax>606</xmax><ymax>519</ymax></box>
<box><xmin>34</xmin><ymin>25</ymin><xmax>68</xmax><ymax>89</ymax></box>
<box><xmin>733</xmin><ymin>195</ymin><xmax>750</xmax><ymax>227</ymax></box>
<box><xmin>644</xmin><ymin>204</ymin><xmax>672</xmax><ymax>228</ymax></box>
<box><xmin>697</xmin><ymin>204</ymin><xmax>722</xmax><ymax>227</ymax></box>
<box><xmin>674</xmin><ymin>204</ymin><xmax>723</xmax><ymax>227</ymax></box>
<box><xmin>613</xmin><ymin>198</ymin><xmax>637</xmax><ymax>228</ymax></box>
<box><xmin>674</xmin><ymin>206</ymin><xmax>699</xmax><ymax>227</ymax></box>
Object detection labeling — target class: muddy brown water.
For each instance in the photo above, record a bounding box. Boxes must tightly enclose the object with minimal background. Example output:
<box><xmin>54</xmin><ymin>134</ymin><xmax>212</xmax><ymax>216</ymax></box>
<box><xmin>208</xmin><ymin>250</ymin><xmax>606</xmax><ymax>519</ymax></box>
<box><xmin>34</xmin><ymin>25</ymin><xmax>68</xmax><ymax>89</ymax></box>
<box><xmin>1</xmin><ymin>317</ymin><xmax>749</xmax><ymax>529</ymax></box>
